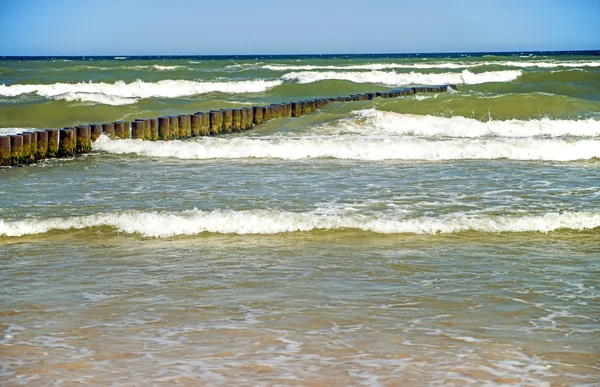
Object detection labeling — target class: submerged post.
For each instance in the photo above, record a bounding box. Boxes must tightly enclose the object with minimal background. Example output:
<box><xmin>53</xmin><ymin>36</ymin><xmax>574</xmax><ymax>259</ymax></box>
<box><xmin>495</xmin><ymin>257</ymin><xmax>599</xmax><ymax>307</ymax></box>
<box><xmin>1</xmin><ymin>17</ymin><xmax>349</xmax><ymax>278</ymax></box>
<box><xmin>149</xmin><ymin>118</ymin><xmax>158</xmax><ymax>140</ymax></box>
<box><xmin>102</xmin><ymin>123</ymin><xmax>115</xmax><ymax>138</ymax></box>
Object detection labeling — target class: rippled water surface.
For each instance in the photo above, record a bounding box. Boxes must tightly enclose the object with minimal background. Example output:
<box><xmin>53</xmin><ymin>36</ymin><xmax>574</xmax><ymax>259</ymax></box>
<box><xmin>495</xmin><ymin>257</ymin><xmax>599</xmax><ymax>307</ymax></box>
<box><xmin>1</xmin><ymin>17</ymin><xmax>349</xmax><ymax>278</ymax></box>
<box><xmin>1</xmin><ymin>52</ymin><xmax>599</xmax><ymax>386</ymax></box>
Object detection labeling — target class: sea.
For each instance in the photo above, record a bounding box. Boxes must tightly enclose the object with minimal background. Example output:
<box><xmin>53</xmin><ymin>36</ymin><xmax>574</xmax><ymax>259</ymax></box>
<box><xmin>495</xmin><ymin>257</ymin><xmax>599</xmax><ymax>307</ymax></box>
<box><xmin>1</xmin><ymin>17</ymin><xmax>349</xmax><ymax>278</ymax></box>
<box><xmin>1</xmin><ymin>51</ymin><xmax>599</xmax><ymax>386</ymax></box>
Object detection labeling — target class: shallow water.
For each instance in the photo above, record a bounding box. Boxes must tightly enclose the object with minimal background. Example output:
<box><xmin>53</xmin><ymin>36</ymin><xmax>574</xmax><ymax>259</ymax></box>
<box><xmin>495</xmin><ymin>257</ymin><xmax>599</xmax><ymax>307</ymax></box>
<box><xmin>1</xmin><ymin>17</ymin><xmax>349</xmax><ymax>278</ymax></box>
<box><xmin>1</xmin><ymin>52</ymin><xmax>599</xmax><ymax>386</ymax></box>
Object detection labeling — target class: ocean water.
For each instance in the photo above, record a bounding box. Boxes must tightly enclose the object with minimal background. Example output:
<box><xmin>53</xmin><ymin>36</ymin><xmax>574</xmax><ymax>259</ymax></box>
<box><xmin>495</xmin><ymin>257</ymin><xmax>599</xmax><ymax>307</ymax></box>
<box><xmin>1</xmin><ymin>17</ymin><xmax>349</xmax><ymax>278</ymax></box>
<box><xmin>1</xmin><ymin>52</ymin><xmax>599</xmax><ymax>386</ymax></box>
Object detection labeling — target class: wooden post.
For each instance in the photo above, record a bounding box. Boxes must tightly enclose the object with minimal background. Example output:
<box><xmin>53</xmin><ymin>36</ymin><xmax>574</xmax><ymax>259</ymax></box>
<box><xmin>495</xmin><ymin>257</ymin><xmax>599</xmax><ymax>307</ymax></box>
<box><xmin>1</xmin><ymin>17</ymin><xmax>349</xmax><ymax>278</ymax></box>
<box><xmin>158</xmin><ymin>117</ymin><xmax>170</xmax><ymax>140</ymax></box>
<box><xmin>46</xmin><ymin>129</ymin><xmax>59</xmax><ymax>158</ymax></box>
<box><xmin>102</xmin><ymin>123</ymin><xmax>115</xmax><ymax>138</ymax></box>
<box><xmin>21</xmin><ymin>133</ymin><xmax>32</xmax><ymax>164</ymax></box>
<box><xmin>196</xmin><ymin>112</ymin><xmax>210</xmax><ymax>136</ymax></box>
<box><xmin>191</xmin><ymin>114</ymin><xmax>201</xmax><ymax>136</ymax></box>
<box><xmin>252</xmin><ymin>106</ymin><xmax>263</xmax><ymax>125</ymax></box>
<box><xmin>292</xmin><ymin>102</ymin><xmax>302</xmax><ymax>117</ymax></box>
<box><xmin>178</xmin><ymin>115</ymin><xmax>188</xmax><ymax>138</ymax></box>
<box><xmin>23</xmin><ymin>132</ymin><xmax>37</xmax><ymax>163</ymax></box>
<box><xmin>90</xmin><ymin>124</ymin><xmax>103</xmax><ymax>141</ymax></box>
<box><xmin>76</xmin><ymin>125</ymin><xmax>92</xmax><ymax>154</ymax></box>
<box><xmin>36</xmin><ymin>131</ymin><xmax>48</xmax><ymax>160</ymax></box>
<box><xmin>58</xmin><ymin>128</ymin><xmax>76</xmax><ymax>157</ymax></box>
<box><xmin>0</xmin><ymin>136</ymin><xmax>10</xmax><ymax>166</ymax></box>
<box><xmin>142</xmin><ymin>119</ymin><xmax>152</xmax><ymax>140</ymax></box>
<box><xmin>221</xmin><ymin>109</ymin><xmax>233</xmax><ymax>133</ymax></box>
<box><xmin>9</xmin><ymin>135</ymin><xmax>23</xmax><ymax>165</ymax></box>
<box><xmin>169</xmin><ymin>116</ymin><xmax>179</xmax><ymax>140</ymax></box>
<box><xmin>262</xmin><ymin>106</ymin><xmax>271</xmax><ymax>122</ymax></box>
<box><xmin>114</xmin><ymin>121</ymin><xmax>126</xmax><ymax>139</ymax></box>
<box><xmin>244</xmin><ymin>107</ymin><xmax>253</xmax><ymax>129</ymax></box>
<box><xmin>209</xmin><ymin>110</ymin><xmax>223</xmax><ymax>135</ymax></box>
<box><xmin>132</xmin><ymin>120</ymin><xmax>145</xmax><ymax>139</ymax></box>
<box><xmin>149</xmin><ymin>118</ymin><xmax>158</xmax><ymax>140</ymax></box>
<box><xmin>232</xmin><ymin>109</ymin><xmax>242</xmax><ymax>131</ymax></box>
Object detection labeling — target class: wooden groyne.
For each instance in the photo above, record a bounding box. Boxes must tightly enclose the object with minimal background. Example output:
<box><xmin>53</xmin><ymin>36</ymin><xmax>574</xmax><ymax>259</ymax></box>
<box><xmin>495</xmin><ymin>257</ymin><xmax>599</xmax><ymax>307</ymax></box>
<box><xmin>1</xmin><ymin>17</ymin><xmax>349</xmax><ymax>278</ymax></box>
<box><xmin>0</xmin><ymin>85</ymin><xmax>456</xmax><ymax>166</ymax></box>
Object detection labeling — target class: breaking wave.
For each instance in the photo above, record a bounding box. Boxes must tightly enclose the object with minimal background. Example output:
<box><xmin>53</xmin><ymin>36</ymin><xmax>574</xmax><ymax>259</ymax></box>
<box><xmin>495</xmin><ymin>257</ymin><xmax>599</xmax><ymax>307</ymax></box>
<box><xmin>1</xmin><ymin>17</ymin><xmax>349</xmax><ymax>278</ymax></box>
<box><xmin>282</xmin><ymin>70</ymin><xmax>522</xmax><ymax>85</ymax></box>
<box><xmin>264</xmin><ymin>61</ymin><xmax>600</xmax><ymax>71</ymax></box>
<box><xmin>1</xmin><ymin>209</ymin><xmax>598</xmax><ymax>237</ymax></box>
<box><xmin>0</xmin><ymin>79</ymin><xmax>283</xmax><ymax>104</ymax></box>
<box><xmin>92</xmin><ymin>135</ymin><xmax>600</xmax><ymax>161</ymax></box>
<box><xmin>332</xmin><ymin>109</ymin><xmax>600</xmax><ymax>138</ymax></box>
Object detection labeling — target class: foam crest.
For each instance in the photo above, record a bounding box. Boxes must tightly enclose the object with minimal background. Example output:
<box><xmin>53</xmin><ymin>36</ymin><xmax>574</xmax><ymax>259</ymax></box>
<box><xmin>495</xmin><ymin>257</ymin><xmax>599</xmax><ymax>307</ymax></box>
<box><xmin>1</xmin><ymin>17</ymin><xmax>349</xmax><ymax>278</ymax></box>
<box><xmin>338</xmin><ymin>109</ymin><xmax>600</xmax><ymax>138</ymax></box>
<box><xmin>282</xmin><ymin>70</ymin><xmax>522</xmax><ymax>85</ymax></box>
<box><xmin>264</xmin><ymin>61</ymin><xmax>600</xmax><ymax>71</ymax></box>
<box><xmin>1</xmin><ymin>210</ymin><xmax>598</xmax><ymax>237</ymax></box>
<box><xmin>0</xmin><ymin>79</ymin><xmax>283</xmax><ymax>102</ymax></box>
<box><xmin>92</xmin><ymin>135</ymin><xmax>600</xmax><ymax>161</ymax></box>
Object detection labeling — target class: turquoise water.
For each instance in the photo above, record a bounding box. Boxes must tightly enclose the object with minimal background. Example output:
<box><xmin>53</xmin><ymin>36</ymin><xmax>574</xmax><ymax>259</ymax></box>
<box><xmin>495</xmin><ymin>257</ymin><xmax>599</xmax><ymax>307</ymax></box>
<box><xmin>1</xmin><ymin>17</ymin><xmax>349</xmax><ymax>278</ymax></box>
<box><xmin>1</xmin><ymin>52</ymin><xmax>599</xmax><ymax>386</ymax></box>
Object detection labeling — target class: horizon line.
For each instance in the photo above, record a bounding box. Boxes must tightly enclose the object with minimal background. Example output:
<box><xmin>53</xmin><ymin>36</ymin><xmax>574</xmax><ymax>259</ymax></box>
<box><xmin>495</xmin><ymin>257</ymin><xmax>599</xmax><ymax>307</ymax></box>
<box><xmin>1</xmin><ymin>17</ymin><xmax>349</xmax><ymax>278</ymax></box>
<box><xmin>1</xmin><ymin>49</ymin><xmax>599</xmax><ymax>58</ymax></box>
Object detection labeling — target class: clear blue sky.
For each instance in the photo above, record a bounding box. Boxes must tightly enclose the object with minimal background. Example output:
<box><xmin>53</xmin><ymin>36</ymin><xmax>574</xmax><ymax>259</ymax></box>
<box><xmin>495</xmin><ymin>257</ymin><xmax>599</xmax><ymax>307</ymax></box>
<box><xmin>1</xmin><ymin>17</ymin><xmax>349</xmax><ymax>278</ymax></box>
<box><xmin>1</xmin><ymin>0</ymin><xmax>598</xmax><ymax>55</ymax></box>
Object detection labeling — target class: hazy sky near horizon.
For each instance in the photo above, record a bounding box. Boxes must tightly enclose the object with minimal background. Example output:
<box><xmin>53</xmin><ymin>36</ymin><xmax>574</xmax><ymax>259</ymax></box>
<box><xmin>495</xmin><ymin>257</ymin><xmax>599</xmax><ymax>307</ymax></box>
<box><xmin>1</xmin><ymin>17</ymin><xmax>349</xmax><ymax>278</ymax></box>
<box><xmin>1</xmin><ymin>0</ymin><xmax>598</xmax><ymax>55</ymax></box>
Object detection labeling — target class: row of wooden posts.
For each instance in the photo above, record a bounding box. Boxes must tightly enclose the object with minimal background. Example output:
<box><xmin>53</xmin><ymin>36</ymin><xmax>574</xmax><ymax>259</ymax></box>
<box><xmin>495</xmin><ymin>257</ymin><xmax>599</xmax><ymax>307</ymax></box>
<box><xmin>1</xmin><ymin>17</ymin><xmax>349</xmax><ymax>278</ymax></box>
<box><xmin>0</xmin><ymin>85</ymin><xmax>456</xmax><ymax>166</ymax></box>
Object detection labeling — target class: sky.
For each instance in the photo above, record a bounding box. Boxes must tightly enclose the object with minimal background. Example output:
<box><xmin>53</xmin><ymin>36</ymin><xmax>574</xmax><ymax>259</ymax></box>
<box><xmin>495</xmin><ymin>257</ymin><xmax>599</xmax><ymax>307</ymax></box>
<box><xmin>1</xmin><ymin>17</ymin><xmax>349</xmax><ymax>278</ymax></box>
<box><xmin>0</xmin><ymin>0</ymin><xmax>598</xmax><ymax>55</ymax></box>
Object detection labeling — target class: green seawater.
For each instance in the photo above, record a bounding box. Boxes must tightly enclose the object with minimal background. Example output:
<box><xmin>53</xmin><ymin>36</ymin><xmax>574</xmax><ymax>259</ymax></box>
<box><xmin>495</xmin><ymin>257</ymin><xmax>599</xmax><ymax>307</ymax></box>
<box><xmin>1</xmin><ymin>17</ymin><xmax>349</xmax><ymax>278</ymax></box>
<box><xmin>1</xmin><ymin>52</ymin><xmax>599</xmax><ymax>386</ymax></box>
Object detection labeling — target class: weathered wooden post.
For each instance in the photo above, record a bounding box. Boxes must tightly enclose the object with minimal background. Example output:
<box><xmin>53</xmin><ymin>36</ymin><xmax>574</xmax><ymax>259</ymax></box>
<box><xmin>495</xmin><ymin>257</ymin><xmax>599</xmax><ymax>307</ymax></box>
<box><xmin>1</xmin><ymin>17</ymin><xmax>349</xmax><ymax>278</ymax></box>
<box><xmin>252</xmin><ymin>106</ymin><xmax>263</xmax><ymax>125</ymax></box>
<box><xmin>149</xmin><ymin>118</ymin><xmax>158</xmax><ymax>140</ymax></box>
<box><xmin>262</xmin><ymin>106</ymin><xmax>271</xmax><ymax>122</ymax></box>
<box><xmin>36</xmin><ymin>131</ymin><xmax>48</xmax><ymax>160</ymax></box>
<box><xmin>0</xmin><ymin>136</ymin><xmax>10</xmax><ymax>166</ymax></box>
<box><xmin>58</xmin><ymin>128</ymin><xmax>76</xmax><ymax>157</ymax></box>
<box><xmin>90</xmin><ymin>124</ymin><xmax>103</xmax><ymax>141</ymax></box>
<box><xmin>239</xmin><ymin>108</ymin><xmax>248</xmax><ymax>130</ymax></box>
<box><xmin>75</xmin><ymin>125</ymin><xmax>91</xmax><ymax>154</ymax></box>
<box><xmin>221</xmin><ymin>109</ymin><xmax>233</xmax><ymax>133</ymax></box>
<box><xmin>244</xmin><ymin>107</ymin><xmax>253</xmax><ymax>129</ymax></box>
<box><xmin>23</xmin><ymin>132</ymin><xmax>37</xmax><ymax>163</ymax></box>
<box><xmin>231</xmin><ymin>109</ymin><xmax>242</xmax><ymax>131</ymax></box>
<box><xmin>102</xmin><ymin>123</ymin><xmax>115</xmax><ymax>138</ymax></box>
<box><xmin>114</xmin><ymin>121</ymin><xmax>126</xmax><ymax>139</ymax></box>
<box><xmin>168</xmin><ymin>116</ymin><xmax>179</xmax><ymax>140</ymax></box>
<box><xmin>209</xmin><ymin>110</ymin><xmax>223</xmax><ymax>135</ymax></box>
<box><xmin>197</xmin><ymin>112</ymin><xmax>210</xmax><ymax>136</ymax></box>
<box><xmin>46</xmin><ymin>129</ymin><xmax>59</xmax><ymax>158</ymax></box>
<box><xmin>9</xmin><ymin>135</ymin><xmax>23</xmax><ymax>165</ymax></box>
<box><xmin>21</xmin><ymin>133</ymin><xmax>32</xmax><ymax>164</ymax></box>
<box><xmin>132</xmin><ymin>120</ymin><xmax>145</xmax><ymax>139</ymax></box>
<box><xmin>190</xmin><ymin>114</ymin><xmax>201</xmax><ymax>136</ymax></box>
<box><xmin>292</xmin><ymin>102</ymin><xmax>302</xmax><ymax>117</ymax></box>
<box><xmin>283</xmin><ymin>102</ymin><xmax>292</xmax><ymax>117</ymax></box>
<box><xmin>178</xmin><ymin>115</ymin><xmax>187</xmax><ymax>138</ymax></box>
<box><xmin>158</xmin><ymin>117</ymin><xmax>170</xmax><ymax>140</ymax></box>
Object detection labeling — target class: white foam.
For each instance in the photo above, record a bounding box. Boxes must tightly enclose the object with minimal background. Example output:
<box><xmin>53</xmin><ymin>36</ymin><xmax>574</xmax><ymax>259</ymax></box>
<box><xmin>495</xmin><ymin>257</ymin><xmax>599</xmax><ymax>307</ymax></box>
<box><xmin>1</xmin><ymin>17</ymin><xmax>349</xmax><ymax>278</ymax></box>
<box><xmin>92</xmin><ymin>135</ymin><xmax>600</xmax><ymax>161</ymax></box>
<box><xmin>282</xmin><ymin>70</ymin><xmax>522</xmax><ymax>85</ymax></box>
<box><xmin>1</xmin><ymin>210</ymin><xmax>598</xmax><ymax>237</ymax></box>
<box><xmin>264</xmin><ymin>61</ymin><xmax>600</xmax><ymax>71</ymax></box>
<box><xmin>335</xmin><ymin>109</ymin><xmax>600</xmax><ymax>138</ymax></box>
<box><xmin>59</xmin><ymin>92</ymin><xmax>139</xmax><ymax>105</ymax></box>
<box><xmin>0</xmin><ymin>79</ymin><xmax>283</xmax><ymax>103</ymax></box>
<box><xmin>0</xmin><ymin>127</ymin><xmax>38</xmax><ymax>136</ymax></box>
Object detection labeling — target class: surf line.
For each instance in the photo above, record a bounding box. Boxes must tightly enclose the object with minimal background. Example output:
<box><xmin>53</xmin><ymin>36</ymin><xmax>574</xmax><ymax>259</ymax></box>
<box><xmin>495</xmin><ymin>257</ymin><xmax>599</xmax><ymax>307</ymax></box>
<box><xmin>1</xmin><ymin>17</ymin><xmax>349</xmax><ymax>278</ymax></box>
<box><xmin>0</xmin><ymin>85</ymin><xmax>456</xmax><ymax>166</ymax></box>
